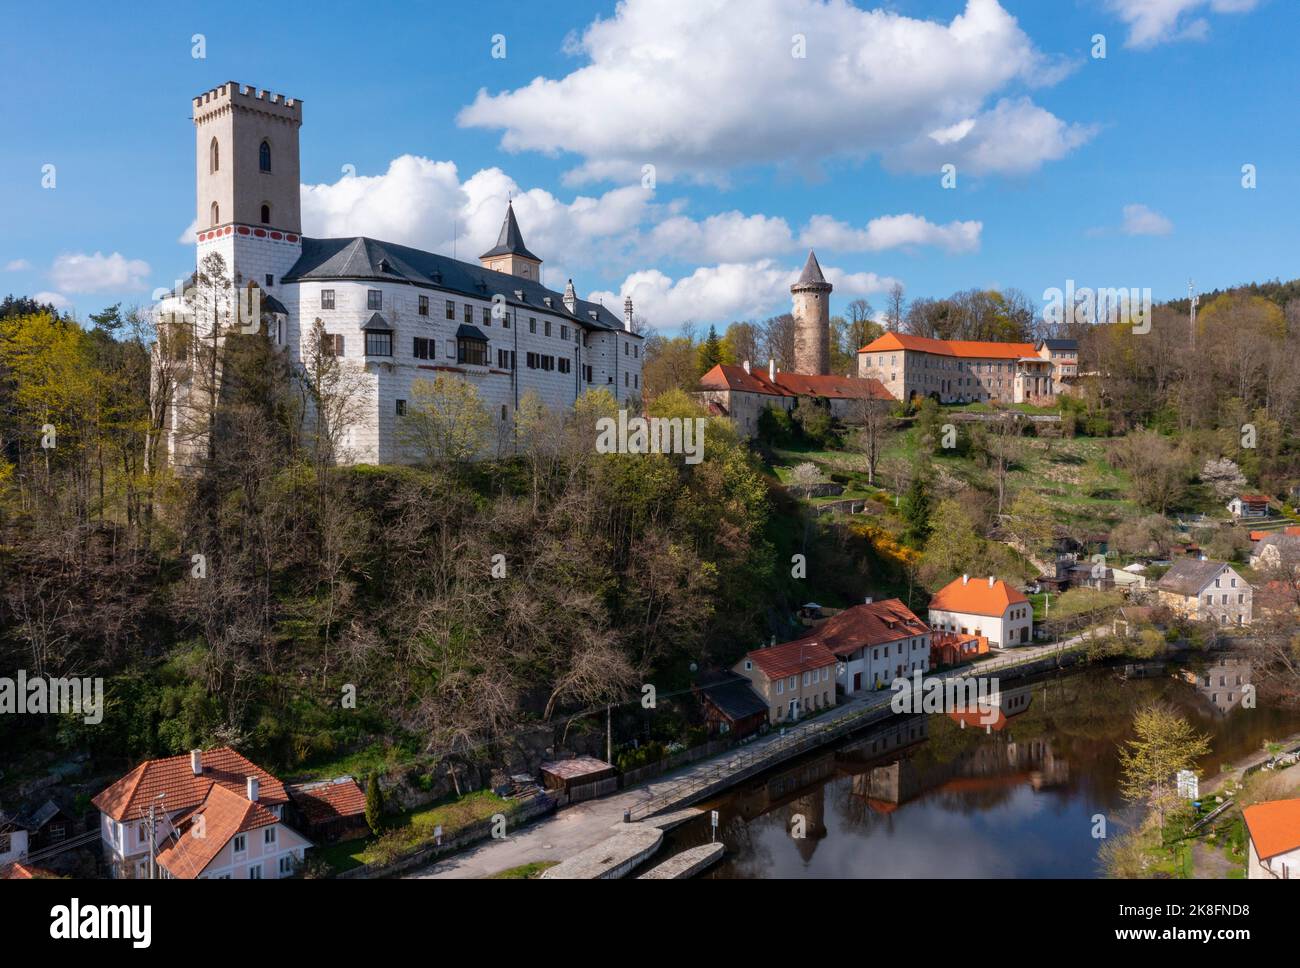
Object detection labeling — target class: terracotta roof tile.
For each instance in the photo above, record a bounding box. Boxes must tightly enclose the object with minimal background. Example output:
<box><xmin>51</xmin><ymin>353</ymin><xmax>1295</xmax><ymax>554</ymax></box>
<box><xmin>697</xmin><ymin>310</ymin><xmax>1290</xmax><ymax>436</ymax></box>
<box><xmin>92</xmin><ymin>747</ymin><xmax>288</xmax><ymax>822</ymax></box>
<box><xmin>929</xmin><ymin>576</ymin><xmax>1028</xmax><ymax>617</ymax></box>
<box><xmin>288</xmin><ymin>778</ymin><xmax>367</xmax><ymax>825</ymax></box>
<box><xmin>799</xmin><ymin>599</ymin><xmax>928</xmax><ymax>658</ymax></box>
<box><xmin>699</xmin><ymin>363</ymin><xmax>892</xmax><ymax>401</ymax></box>
<box><xmin>1243</xmin><ymin>798</ymin><xmax>1300</xmax><ymax>860</ymax></box>
<box><xmin>155</xmin><ymin>783</ymin><xmax>281</xmax><ymax>879</ymax></box>
<box><xmin>859</xmin><ymin>332</ymin><xmax>1040</xmax><ymax>360</ymax></box>
<box><xmin>745</xmin><ymin>639</ymin><xmax>837</xmax><ymax>680</ymax></box>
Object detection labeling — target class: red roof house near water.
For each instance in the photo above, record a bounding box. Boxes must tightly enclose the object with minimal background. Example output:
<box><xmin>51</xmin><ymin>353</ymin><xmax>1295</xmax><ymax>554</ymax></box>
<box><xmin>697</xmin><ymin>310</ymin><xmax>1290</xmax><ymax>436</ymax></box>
<box><xmin>735</xmin><ymin>638</ymin><xmax>838</xmax><ymax>724</ymax></box>
<box><xmin>1242</xmin><ymin>799</ymin><xmax>1300</xmax><ymax>879</ymax></box>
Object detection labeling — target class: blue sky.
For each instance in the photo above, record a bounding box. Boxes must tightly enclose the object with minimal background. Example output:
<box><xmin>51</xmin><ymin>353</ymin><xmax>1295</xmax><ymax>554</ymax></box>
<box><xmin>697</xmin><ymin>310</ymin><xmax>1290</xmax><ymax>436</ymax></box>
<box><xmin>1</xmin><ymin>0</ymin><xmax>1295</xmax><ymax>332</ymax></box>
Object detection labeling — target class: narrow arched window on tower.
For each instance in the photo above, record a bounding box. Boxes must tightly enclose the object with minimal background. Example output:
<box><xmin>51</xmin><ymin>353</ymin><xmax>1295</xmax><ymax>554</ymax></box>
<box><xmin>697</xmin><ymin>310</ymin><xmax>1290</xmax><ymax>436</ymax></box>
<box><xmin>260</xmin><ymin>204</ymin><xmax>270</xmax><ymax>225</ymax></box>
<box><xmin>210</xmin><ymin>202</ymin><xmax>219</xmax><ymax>227</ymax></box>
<box><xmin>210</xmin><ymin>137</ymin><xmax>219</xmax><ymax>173</ymax></box>
<box><xmin>259</xmin><ymin>140</ymin><xmax>271</xmax><ymax>172</ymax></box>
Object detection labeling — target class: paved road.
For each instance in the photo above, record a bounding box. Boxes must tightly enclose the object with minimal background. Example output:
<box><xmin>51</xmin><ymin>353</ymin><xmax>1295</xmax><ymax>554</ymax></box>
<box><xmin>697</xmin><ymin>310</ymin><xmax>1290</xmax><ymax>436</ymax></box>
<box><xmin>411</xmin><ymin>636</ymin><xmax>1090</xmax><ymax>879</ymax></box>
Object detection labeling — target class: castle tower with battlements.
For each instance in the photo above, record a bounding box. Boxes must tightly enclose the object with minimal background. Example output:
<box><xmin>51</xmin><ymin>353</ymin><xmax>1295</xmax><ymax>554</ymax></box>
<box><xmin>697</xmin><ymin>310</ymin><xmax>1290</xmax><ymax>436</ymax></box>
<box><xmin>193</xmin><ymin>82</ymin><xmax>304</xmax><ymax>294</ymax></box>
<box><xmin>162</xmin><ymin>81</ymin><xmax>643</xmax><ymax>470</ymax></box>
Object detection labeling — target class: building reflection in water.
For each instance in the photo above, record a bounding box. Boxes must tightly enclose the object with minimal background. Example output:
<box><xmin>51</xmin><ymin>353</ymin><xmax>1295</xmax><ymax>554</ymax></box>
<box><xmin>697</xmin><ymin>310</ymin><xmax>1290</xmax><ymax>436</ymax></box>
<box><xmin>1183</xmin><ymin>656</ymin><xmax>1252</xmax><ymax>715</ymax></box>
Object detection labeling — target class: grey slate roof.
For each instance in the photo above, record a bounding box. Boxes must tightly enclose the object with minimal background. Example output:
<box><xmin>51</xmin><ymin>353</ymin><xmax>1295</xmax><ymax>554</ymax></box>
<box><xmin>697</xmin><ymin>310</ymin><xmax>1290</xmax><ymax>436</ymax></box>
<box><xmin>456</xmin><ymin>323</ymin><xmax>488</xmax><ymax>341</ymax></box>
<box><xmin>479</xmin><ymin>202</ymin><xmax>541</xmax><ymax>262</ymax></box>
<box><xmin>793</xmin><ymin>250</ymin><xmax>830</xmax><ymax>289</ymax></box>
<box><xmin>1039</xmin><ymin>338</ymin><xmax>1078</xmax><ymax>351</ymax></box>
<box><xmin>1155</xmin><ymin>559</ymin><xmax>1231</xmax><ymax>596</ymax></box>
<box><xmin>698</xmin><ymin>671</ymin><xmax>769</xmax><ymax>721</ymax></box>
<box><xmin>361</xmin><ymin>312</ymin><xmax>391</xmax><ymax>331</ymax></box>
<box><xmin>262</xmin><ymin>293</ymin><xmax>289</xmax><ymax>316</ymax></box>
<box><xmin>283</xmin><ymin>236</ymin><xmax>635</xmax><ymax>336</ymax></box>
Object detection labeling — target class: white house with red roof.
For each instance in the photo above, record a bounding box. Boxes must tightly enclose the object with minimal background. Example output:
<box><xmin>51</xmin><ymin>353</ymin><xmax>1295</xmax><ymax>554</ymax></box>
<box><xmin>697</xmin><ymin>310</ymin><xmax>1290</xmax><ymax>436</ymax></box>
<box><xmin>1228</xmin><ymin>493</ymin><xmax>1271</xmax><ymax>520</ymax></box>
<box><xmin>800</xmin><ymin>597</ymin><xmax>930</xmax><ymax>696</ymax></box>
<box><xmin>92</xmin><ymin>747</ymin><xmax>311</xmax><ymax>879</ymax></box>
<box><xmin>734</xmin><ymin>638</ymin><xmax>838</xmax><ymax>725</ymax></box>
<box><xmin>1242</xmin><ymin>798</ymin><xmax>1300</xmax><ymax>879</ymax></box>
<box><xmin>928</xmin><ymin>575</ymin><xmax>1033</xmax><ymax>648</ymax></box>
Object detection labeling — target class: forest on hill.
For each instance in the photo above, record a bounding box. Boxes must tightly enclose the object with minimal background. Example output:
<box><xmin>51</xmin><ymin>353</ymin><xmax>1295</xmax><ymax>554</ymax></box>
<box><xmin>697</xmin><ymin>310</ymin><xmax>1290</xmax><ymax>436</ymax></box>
<box><xmin>2</xmin><ymin>273</ymin><xmax>1298</xmax><ymax>792</ymax></box>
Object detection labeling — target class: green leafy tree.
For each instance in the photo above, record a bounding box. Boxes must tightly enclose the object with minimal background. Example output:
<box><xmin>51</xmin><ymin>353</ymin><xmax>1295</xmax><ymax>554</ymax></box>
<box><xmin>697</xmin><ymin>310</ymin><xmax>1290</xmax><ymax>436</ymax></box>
<box><xmin>1118</xmin><ymin>703</ymin><xmax>1212</xmax><ymax>837</ymax></box>
<box><xmin>399</xmin><ymin>375</ymin><xmax>492</xmax><ymax>466</ymax></box>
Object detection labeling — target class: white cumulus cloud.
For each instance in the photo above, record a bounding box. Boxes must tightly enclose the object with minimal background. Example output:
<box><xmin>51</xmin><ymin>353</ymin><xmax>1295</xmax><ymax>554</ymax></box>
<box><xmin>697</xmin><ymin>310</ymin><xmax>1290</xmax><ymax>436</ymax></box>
<box><xmin>1105</xmin><ymin>0</ymin><xmax>1259</xmax><ymax>48</ymax></box>
<box><xmin>33</xmin><ymin>291</ymin><xmax>72</xmax><ymax>310</ymax></box>
<box><xmin>1121</xmin><ymin>203</ymin><xmax>1174</xmax><ymax>236</ymax></box>
<box><xmin>458</xmin><ymin>0</ymin><xmax>1088</xmax><ymax>183</ymax></box>
<box><xmin>49</xmin><ymin>252</ymin><xmax>151</xmax><ymax>293</ymax></box>
<box><xmin>801</xmin><ymin>213</ymin><xmax>982</xmax><ymax>254</ymax></box>
<box><xmin>590</xmin><ymin>259</ymin><xmax>899</xmax><ymax>329</ymax></box>
<box><xmin>4</xmin><ymin>259</ymin><xmax>32</xmax><ymax>272</ymax></box>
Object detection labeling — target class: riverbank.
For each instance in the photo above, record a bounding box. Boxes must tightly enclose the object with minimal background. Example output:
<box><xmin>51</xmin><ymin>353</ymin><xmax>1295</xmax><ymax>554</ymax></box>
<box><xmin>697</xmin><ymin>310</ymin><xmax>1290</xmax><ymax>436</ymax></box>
<box><xmin>412</xmin><ymin>636</ymin><xmax>1095</xmax><ymax>878</ymax></box>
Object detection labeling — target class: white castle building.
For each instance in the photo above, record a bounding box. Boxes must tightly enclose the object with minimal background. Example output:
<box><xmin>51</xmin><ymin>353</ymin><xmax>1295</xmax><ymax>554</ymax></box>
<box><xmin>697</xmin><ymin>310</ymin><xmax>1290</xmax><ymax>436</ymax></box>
<box><xmin>165</xmin><ymin>81</ymin><xmax>643</xmax><ymax>466</ymax></box>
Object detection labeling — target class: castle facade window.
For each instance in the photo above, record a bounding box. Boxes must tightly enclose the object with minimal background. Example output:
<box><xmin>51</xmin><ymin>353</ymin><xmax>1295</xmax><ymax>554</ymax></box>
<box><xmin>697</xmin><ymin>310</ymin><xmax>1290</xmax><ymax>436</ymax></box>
<box><xmin>259</xmin><ymin>140</ymin><xmax>272</xmax><ymax>172</ymax></box>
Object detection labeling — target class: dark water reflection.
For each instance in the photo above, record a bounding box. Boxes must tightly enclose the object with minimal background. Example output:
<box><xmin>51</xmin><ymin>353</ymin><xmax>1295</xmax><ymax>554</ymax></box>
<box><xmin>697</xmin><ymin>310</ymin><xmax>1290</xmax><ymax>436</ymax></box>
<box><xmin>664</xmin><ymin>657</ymin><xmax>1300</xmax><ymax>878</ymax></box>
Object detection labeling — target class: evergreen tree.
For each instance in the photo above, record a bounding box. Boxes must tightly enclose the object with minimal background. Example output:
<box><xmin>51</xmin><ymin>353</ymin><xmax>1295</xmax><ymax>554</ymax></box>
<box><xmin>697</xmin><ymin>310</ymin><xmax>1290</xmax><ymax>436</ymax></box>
<box><xmin>900</xmin><ymin>471</ymin><xmax>932</xmax><ymax>546</ymax></box>
<box><xmin>697</xmin><ymin>325</ymin><xmax>724</xmax><ymax>374</ymax></box>
<box><xmin>365</xmin><ymin>773</ymin><xmax>385</xmax><ymax>835</ymax></box>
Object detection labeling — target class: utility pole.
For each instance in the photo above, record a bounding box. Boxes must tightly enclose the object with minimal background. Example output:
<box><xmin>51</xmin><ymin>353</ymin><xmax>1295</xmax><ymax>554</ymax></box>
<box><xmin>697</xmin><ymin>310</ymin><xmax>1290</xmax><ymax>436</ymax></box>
<box><xmin>146</xmin><ymin>802</ymin><xmax>157</xmax><ymax>880</ymax></box>
<box><xmin>1189</xmin><ymin>279</ymin><xmax>1198</xmax><ymax>349</ymax></box>
<box><xmin>605</xmin><ymin>704</ymin><xmax>612</xmax><ymax>763</ymax></box>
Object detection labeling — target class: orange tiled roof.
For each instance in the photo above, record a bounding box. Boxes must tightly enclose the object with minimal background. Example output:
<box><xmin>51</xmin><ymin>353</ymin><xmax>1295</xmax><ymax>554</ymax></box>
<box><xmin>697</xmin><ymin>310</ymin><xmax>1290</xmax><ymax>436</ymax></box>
<box><xmin>698</xmin><ymin>363</ymin><xmax>892</xmax><ymax>401</ymax></box>
<box><xmin>1242</xmin><ymin>799</ymin><xmax>1300</xmax><ymax>860</ymax></box>
<box><xmin>929</xmin><ymin>576</ymin><xmax>1028</xmax><ymax>618</ymax></box>
<box><xmin>155</xmin><ymin>783</ymin><xmax>281</xmax><ymax>879</ymax></box>
<box><xmin>698</xmin><ymin>363</ymin><xmax>793</xmax><ymax>396</ymax></box>
<box><xmin>289</xmin><ymin>779</ymin><xmax>367</xmax><ymax>826</ymax></box>
<box><xmin>92</xmin><ymin>747</ymin><xmax>288</xmax><ymax>822</ymax></box>
<box><xmin>1237</xmin><ymin>494</ymin><xmax>1270</xmax><ymax>504</ymax></box>
<box><xmin>801</xmin><ymin>599</ymin><xmax>928</xmax><ymax>658</ymax></box>
<box><xmin>0</xmin><ymin>861</ymin><xmax>56</xmax><ymax>879</ymax></box>
<box><xmin>859</xmin><ymin>332</ymin><xmax>1040</xmax><ymax>361</ymax></box>
<box><xmin>745</xmin><ymin>639</ymin><xmax>837</xmax><ymax>680</ymax></box>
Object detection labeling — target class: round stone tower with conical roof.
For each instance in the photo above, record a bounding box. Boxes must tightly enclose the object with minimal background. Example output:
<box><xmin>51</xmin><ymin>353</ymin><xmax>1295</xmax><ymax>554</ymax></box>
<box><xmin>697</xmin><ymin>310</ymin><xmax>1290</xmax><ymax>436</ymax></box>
<box><xmin>792</xmin><ymin>250</ymin><xmax>832</xmax><ymax>375</ymax></box>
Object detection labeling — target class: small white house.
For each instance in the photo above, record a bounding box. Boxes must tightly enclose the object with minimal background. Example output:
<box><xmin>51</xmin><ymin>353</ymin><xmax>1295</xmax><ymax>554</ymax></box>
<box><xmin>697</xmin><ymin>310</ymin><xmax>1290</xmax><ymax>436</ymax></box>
<box><xmin>928</xmin><ymin>575</ymin><xmax>1033</xmax><ymax>648</ymax></box>
<box><xmin>1243</xmin><ymin>799</ymin><xmax>1300</xmax><ymax>879</ymax></box>
<box><xmin>0</xmin><ymin>812</ymin><xmax>29</xmax><ymax>867</ymax></box>
<box><xmin>1227</xmin><ymin>494</ymin><xmax>1270</xmax><ymax>519</ymax></box>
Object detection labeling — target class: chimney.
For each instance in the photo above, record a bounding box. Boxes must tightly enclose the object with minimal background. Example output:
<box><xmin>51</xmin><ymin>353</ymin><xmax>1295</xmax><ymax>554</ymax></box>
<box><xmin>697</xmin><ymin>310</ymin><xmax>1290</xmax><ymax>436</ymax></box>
<box><xmin>623</xmin><ymin>295</ymin><xmax>634</xmax><ymax>331</ymax></box>
<box><xmin>190</xmin><ymin>750</ymin><xmax>203</xmax><ymax>776</ymax></box>
<box><xmin>742</xmin><ymin>359</ymin><xmax>751</xmax><ymax>374</ymax></box>
<box><xmin>768</xmin><ymin>358</ymin><xmax>776</xmax><ymax>382</ymax></box>
<box><xmin>246</xmin><ymin>775</ymin><xmax>260</xmax><ymax>803</ymax></box>
<box><xmin>962</xmin><ymin>574</ymin><xmax>969</xmax><ymax>585</ymax></box>
<box><xmin>988</xmin><ymin>576</ymin><xmax>996</xmax><ymax>588</ymax></box>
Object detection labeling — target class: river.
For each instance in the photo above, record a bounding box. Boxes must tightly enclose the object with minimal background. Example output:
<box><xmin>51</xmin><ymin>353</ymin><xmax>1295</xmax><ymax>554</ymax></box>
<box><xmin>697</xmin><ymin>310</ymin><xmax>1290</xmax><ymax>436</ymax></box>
<box><xmin>655</xmin><ymin>655</ymin><xmax>1300</xmax><ymax>878</ymax></box>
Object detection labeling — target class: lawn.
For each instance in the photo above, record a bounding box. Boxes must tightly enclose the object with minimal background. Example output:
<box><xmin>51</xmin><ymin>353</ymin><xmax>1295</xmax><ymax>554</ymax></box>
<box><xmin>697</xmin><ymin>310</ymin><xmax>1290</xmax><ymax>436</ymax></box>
<box><xmin>318</xmin><ymin>789</ymin><xmax>514</xmax><ymax>874</ymax></box>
